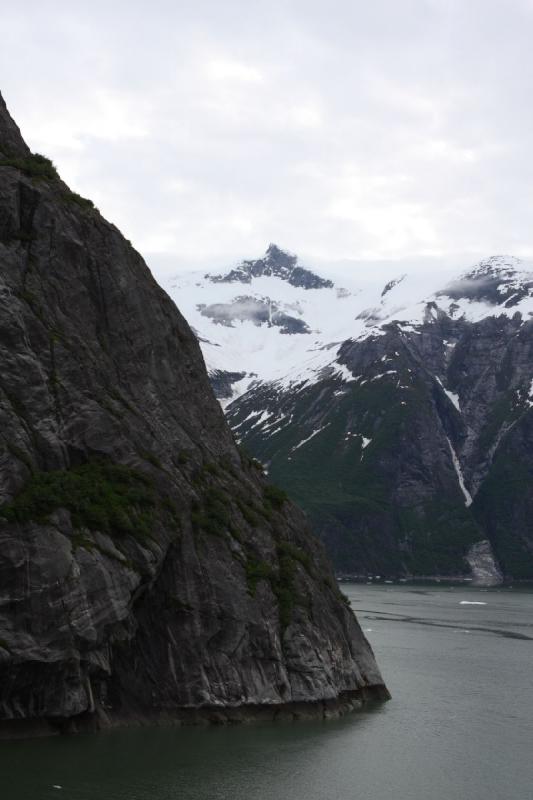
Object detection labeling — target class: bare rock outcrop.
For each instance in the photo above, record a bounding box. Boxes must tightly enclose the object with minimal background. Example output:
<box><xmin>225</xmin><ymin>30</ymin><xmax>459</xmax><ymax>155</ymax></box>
<box><xmin>0</xmin><ymin>91</ymin><xmax>388</xmax><ymax>737</ymax></box>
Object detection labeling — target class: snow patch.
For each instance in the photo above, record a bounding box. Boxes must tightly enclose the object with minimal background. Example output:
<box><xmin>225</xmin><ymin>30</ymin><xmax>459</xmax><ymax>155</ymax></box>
<box><xmin>436</xmin><ymin>376</ymin><xmax>461</xmax><ymax>412</ymax></box>
<box><xmin>334</xmin><ymin>363</ymin><xmax>356</xmax><ymax>382</ymax></box>
<box><xmin>370</xmin><ymin>371</ymin><xmax>397</xmax><ymax>381</ymax></box>
<box><xmin>232</xmin><ymin>410</ymin><xmax>262</xmax><ymax>429</ymax></box>
<box><xmin>248</xmin><ymin>410</ymin><xmax>273</xmax><ymax>428</ymax></box>
<box><xmin>444</xmin><ymin>388</ymin><xmax>461</xmax><ymax>412</ymax></box>
<box><xmin>527</xmin><ymin>378</ymin><xmax>533</xmax><ymax>408</ymax></box>
<box><xmin>446</xmin><ymin>438</ymin><xmax>472</xmax><ymax>506</ymax></box>
<box><xmin>358</xmin><ymin>435</ymin><xmax>372</xmax><ymax>458</ymax></box>
<box><xmin>291</xmin><ymin>424</ymin><xmax>330</xmax><ymax>452</ymax></box>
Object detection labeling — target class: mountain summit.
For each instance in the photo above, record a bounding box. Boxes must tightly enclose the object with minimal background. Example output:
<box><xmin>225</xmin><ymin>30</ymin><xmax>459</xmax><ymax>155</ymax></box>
<box><xmin>208</xmin><ymin>244</ymin><xmax>334</xmax><ymax>290</ymax></box>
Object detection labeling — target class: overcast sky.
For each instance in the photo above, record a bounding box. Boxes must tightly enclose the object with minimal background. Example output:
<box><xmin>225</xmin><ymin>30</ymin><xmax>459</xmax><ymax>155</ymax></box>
<box><xmin>2</xmin><ymin>0</ymin><xmax>533</xmax><ymax>280</ymax></box>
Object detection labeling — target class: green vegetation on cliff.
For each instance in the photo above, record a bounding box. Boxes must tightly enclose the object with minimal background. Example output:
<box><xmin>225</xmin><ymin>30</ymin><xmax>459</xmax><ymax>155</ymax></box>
<box><xmin>0</xmin><ymin>461</ymin><xmax>156</xmax><ymax>539</ymax></box>
<box><xmin>0</xmin><ymin>152</ymin><xmax>59</xmax><ymax>179</ymax></box>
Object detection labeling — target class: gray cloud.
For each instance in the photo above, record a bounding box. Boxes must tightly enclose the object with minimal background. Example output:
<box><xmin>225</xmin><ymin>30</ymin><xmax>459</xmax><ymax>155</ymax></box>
<box><xmin>2</xmin><ymin>0</ymin><xmax>533</xmax><ymax>280</ymax></box>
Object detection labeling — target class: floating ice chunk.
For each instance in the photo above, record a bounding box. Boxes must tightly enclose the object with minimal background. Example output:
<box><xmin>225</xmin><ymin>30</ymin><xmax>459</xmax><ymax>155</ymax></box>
<box><xmin>459</xmin><ymin>601</ymin><xmax>487</xmax><ymax>605</ymax></box>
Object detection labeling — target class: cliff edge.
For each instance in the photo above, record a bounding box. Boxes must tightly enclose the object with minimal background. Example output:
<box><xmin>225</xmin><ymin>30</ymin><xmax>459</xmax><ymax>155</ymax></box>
<box><xmin>0</xmin><ymin>91</ymin><xmax>388</xmax><ymax>736</ymax></box>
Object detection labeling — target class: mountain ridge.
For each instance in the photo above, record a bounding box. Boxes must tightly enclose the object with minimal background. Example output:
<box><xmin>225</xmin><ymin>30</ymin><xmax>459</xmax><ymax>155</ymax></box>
<box><xmin>168</xmin><ymin>246</ymin><xmax>533</xmax><ymax>581</ymax></box>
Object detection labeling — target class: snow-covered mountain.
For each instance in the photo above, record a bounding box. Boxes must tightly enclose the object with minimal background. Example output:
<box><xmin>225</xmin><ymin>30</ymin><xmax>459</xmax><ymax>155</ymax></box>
<box><xmin>168</xmin><ymin>247</ymin><xmax>533</xmax><ymax>403</ymax></box>
<box><xmin>165</xmin><ymin>246</ymin><xmax>533</xmax><ymax>581</ymax></box>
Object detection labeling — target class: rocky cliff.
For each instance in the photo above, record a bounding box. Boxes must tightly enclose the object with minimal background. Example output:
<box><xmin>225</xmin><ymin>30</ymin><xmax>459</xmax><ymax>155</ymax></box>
<box><xmin>168</xmin><ymin>248</ymin><xmax>533</xmax><ymax>582</ymax></box>
<box><xmin>0</xmin><ymin>92</ymin><xmax>388</xmax><ymax>736</ymax></box>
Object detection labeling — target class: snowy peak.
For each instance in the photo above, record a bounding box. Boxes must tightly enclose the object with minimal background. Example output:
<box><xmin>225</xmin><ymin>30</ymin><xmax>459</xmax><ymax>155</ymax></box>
<box><xmin>207</xmin><ymin>244</ymin><xmax>334</xmax><ymax>290</ymax></box>
<box><xmin>438</xmin><ymin>255</ymin><xmax>533</xmax><ymax>309</ymax></box>
<box><xmin>461</xmin><ymin>254</ymin><xmax>523</xmax><ymax>280</ymax></box>
<box><xmin>165</xmin><ymin>251</ymin><xmax>533</xmax><ymax>409</ymax></box>
<box><xmin>355</xmin><ymin>255</ymin><xmax>533</xmax><ymax>334</ymax></box>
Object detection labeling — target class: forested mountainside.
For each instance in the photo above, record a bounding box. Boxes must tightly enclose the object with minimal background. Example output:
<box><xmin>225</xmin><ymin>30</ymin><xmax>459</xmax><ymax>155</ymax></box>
<box><xmin>169</xmin><ymin>246</ymin><xmax>533</xmax><ymax>581</ymax></box>
<box><xmin>0</xmin><ymin>92</ymin><xmax>387</xmax><ymax>737</ymax></box>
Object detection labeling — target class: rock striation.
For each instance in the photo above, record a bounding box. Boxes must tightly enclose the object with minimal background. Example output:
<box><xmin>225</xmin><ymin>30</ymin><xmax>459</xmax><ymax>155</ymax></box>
<box><xmin>0</xmin><ymin>92</ymin><xmax>388</xmax><ymax>737</ymax></box>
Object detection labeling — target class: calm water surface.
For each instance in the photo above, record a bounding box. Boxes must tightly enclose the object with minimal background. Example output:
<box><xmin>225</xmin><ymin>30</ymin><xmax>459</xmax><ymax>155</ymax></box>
<box><xmin>1</xmin><ymin>583</ymin><xmax>532</xmax><ymax>800</ymax></box>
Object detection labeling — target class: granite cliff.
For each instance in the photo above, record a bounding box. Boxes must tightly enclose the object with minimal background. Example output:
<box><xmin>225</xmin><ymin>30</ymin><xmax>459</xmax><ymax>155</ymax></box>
<box><xmin>0</xmin><ymin>92</ymin><xmax>388</xmax><ymax>736</ymax></box>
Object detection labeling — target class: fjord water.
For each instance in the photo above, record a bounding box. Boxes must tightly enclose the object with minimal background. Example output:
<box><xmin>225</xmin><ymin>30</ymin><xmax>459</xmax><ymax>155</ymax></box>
<box><xmin>2</xmin><ymin>584</ymin><xmax>532</xmax><ymax>800</ymax></box>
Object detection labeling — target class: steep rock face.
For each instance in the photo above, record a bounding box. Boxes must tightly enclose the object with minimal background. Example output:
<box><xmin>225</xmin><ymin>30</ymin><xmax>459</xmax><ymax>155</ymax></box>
<box><xmin>228</xmin><ymin>324</ymin><xmax>482</xmax><ymax>577</ymax></box>
<box><xmin>0</xmin><ymin>92</ymin><xmax>388</xmax><ymax>735</ymax></box>
<box><xmin>229</xmin><ymin>312</ymin><xmax>533</xmax><ymax>579</ymax></box>
<box><xmin>228</xmin><ymin>310</ymin><xmax>533</xmax><ymax>579</ymax></box>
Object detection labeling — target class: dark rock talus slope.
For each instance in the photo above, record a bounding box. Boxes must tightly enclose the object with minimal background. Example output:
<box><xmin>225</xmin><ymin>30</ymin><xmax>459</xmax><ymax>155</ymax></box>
<box><xmin>0</xmin><ymin>92</ymin><xmax>388</xmax><ymax>736</ymax></box>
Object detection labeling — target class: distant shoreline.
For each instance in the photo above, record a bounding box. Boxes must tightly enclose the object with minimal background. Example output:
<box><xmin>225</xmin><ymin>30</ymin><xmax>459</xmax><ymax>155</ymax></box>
<box><xmin>336</xmin><ymin>575</ymin><xmax>533</xmax><ymax>587</ymax></box>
